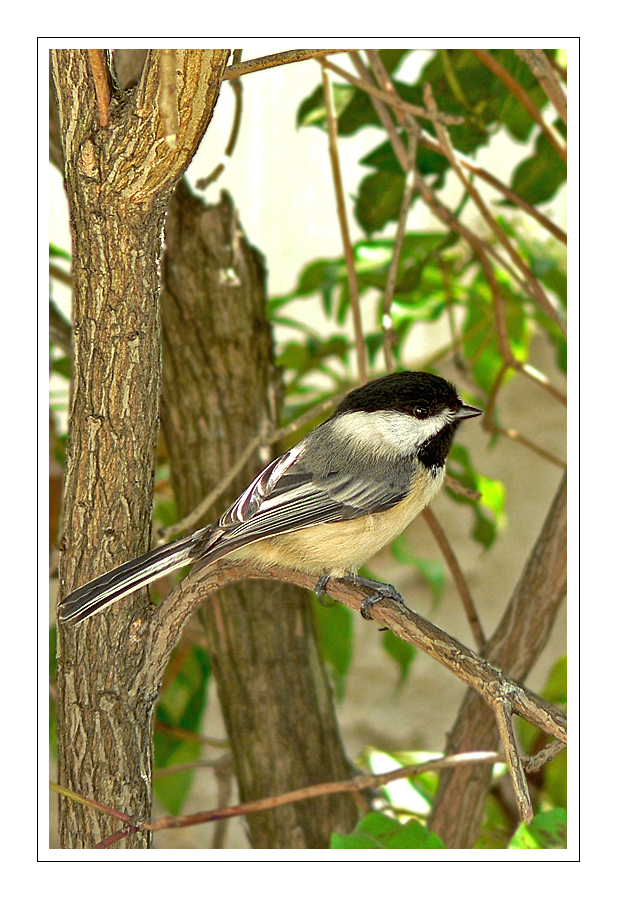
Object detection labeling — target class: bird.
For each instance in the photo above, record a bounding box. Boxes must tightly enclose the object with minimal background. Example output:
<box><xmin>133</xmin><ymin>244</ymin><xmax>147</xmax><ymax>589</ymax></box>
<box><xmin>58</xmin><ymin>371</ymin><xmax>482</xmax><ymax>624</ymax></box>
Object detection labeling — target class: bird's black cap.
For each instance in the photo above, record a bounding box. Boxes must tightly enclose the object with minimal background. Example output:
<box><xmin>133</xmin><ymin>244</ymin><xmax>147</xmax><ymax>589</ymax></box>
<box><xmin>333</xmin><ymin>371</ymin><xmax>471</xmax><ymax>418</ymax></box>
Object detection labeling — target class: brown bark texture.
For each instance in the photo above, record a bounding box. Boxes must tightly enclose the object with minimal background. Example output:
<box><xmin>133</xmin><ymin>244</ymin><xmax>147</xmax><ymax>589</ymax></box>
<box><xmin>52</xmin><ymin>49</ymin><xmax>229</xmax><ymax>849</ymax></box>
<box><xmin>159</xmin><ymin>181</ymin><xmax>358</xmax><ymax>848</ymax></box>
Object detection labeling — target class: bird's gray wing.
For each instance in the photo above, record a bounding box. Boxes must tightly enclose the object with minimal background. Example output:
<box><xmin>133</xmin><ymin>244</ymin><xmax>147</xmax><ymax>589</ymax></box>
<box><xmin>196</xmin><ymin>442</ymin><xmax>412</xmax><ymax>558</ymax></box>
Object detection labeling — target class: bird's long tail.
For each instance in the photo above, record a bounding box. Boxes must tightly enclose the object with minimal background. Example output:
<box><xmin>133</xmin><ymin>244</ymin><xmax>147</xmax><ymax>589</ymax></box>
<box><xmin>57</xmin><ymin>530</ymin><xmax>209</xmax><ymax>624</ymax></box>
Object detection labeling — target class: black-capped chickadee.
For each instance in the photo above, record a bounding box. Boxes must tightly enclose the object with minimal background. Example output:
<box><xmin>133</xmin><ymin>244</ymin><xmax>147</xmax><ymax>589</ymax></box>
<box><xmin>58</xmin><ymin>371</ymin><xmax>482</xmax><ymax>624</ymax></box>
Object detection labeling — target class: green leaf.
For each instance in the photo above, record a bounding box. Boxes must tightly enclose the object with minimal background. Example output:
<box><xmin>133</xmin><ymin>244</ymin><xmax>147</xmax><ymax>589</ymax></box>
<box><xmin>50</xmin><ymin>355</ymin><xmax>72</xmax><ymax>380</ymax></box>
<box><xmin>296</xmin><ymin>82</ymin><xmax>357</xmax><ymax>130</ymax></box>
<box><xmin>154</xmin><ymin>646</ymin><xmax>211</xmax><ymax>815</ymax></box>
<box><xmin>390</xmin><ymin>534</ymin><xmax>445</xmax><ymax>607</ymax></box>
<box><xmin>312</xmin><ymin>597</ymin><xmax>353</xmax><ymax>701</ymax></box>
<box><xmin>543</xmin><ymin>655</ymin><xmax>567</xmax><ymax>705</ymax></box>
<box><xmin>446</xmin><ymin>445</ymin><xmax>505</xmax><ymax>550</ymax></box>
<box><xmin>277</xmin><ymin>335</ymin><xmax>350</xmax><ymax>381</ymax></box>
<box><xmin>355</xmin><ymin>170</ymin><xmax>406</xmax><ymax>235</ymax></box>
<box><xmin>510</xmin><ymin>128</ymin><xmax>567</xmax><ymax>206</ymax></box>
<box><xmin>332</xmin><ymin>812</ymin><xmax>444</xmax><ymax>849</ymax></box>
<box><xmin>509</xmin><ymin>809</ymin><xmax>567</xmax><ymax>849</ymax></box>
<box><xmin>49</xmin><ymin>242</ymin><xmax>71</xmax><ymax>260</ymax></box>
<box><xmin>462</xmin><ymin>275</ymin><xmax>530</xmax><ymax>393</ymax></box>
<box><xmin>381</xmin><ymin>628</ymin><xmax>416</xmax><ymax>685</ymax></box>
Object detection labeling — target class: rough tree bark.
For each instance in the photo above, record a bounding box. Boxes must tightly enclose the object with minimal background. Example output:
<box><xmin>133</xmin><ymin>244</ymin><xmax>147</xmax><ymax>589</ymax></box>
<box><xmin>52</xmin><ymin>49</ymin><xmax>230</xmax><ymax>849</ymax></box>
<box><xmin>159</xmin><ymin>181</ymin><xmax>358</xmax><ymax>848</ymax></box>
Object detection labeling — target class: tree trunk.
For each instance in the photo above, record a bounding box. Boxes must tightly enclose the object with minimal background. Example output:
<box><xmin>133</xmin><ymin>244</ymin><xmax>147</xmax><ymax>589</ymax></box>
<box><xmin>52</xmin><ymin>49</ymin><xmax>229</xmax><ymax>849</ymax></box>
<box><xmin>159</xmin><ymin>181</ymin><xmax>358</xmax><ymax>847</ymax></box>
<box><xmin>428</xmin><ymin>471</ymin><xmax>567</xmax><ymax>847</ymax></box>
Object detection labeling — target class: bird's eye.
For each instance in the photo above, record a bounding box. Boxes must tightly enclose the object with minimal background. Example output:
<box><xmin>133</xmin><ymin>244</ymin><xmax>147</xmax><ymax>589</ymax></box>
<box><xmin>413</xmin><ymin>406</ymin><xmax>430</xmax><ymax>419</ymax></box>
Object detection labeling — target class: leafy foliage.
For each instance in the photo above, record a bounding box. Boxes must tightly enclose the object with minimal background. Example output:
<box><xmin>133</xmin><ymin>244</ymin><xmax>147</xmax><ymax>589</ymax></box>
<box><xmin>153</xmin><ymin>646</ymin><xmax>211</xmax><ymax>815</ymax></box>
<box><xmin>509</xmin><ymin>809</ymin><xmax>567</xmax><ymax>849</ymax></box>
<box><xmin>332</xmin><ymin>811</ymin><xmax>444</xmax><ymax>849</ymax></box>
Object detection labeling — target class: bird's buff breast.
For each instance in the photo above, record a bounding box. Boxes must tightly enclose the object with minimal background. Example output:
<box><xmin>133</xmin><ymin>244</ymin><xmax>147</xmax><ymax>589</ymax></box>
<box><xmin>225</xmin><ymin>463</ymin><xmax>444</xmax><ymax>577</ymax></box>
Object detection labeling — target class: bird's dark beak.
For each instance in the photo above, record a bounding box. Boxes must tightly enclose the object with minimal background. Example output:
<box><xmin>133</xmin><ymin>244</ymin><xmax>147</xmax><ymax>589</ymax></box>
<box><xmin>455</xmin><ymin>404</ymin><xmax>483</xmax><ymax>420</ymax></box>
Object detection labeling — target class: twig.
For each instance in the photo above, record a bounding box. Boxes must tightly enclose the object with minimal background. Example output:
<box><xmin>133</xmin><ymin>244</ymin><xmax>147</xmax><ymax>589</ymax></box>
<box><xmin>470</xmin><ymin>50</ymin><xmax>566</xmax><ymax>162</ymax></box>
<box><xmin>358</xmin><ymin>52</ymin><xmax>420</xmax><ymax>372</ymax></box>
<box><xmin>144</xmin><ymin>751</ymin><xmax>507</xmax><ymax>834</ymax></box>
<box><xmin>50</xmin><ymin>780</ymin><xmax>134</xmax><ymax>826</ymax></box>
<box><xmin>418</xmin><ymin>133</ymin><xmax>567</xmax><ymax>244</ymax></box>
<box><xmin>484</xmin><ymin>422</ymin><xmax>567</xmax><ymax>468</ymax></box>
<box><xmin>348</xmin><ymin>52</ymin><xmax>406</xmax><ymax>168</ymax></box>
<box><xmin>196</xmin><ymin>50</ymin><xmax>244</xmax><ymax>191</ymax></box>
<box><xmin>322</xmin><ymin>56</ymin><xmax>465</xmax><ymax>126</ymax></box>
<box><xmin>424</xmin><ymin>81</ymin><xmax>566</xmax><ymax>340</ymax></box>
<box><xmin>422</xmin><ymin>506</ymin><xmax>486</xmax><ymax>649</ymax></box>
<box><xmin>87</xmin><ymin>50</ymin><xmax>110</xmax><ymax>128</ymax></box>
<box><xmin>222</xmin><ymin>49</ymin><xmax>348</xmax><ymax>80</ymax></box>
<box><xmin>145</xmin><ymin>561</ymin><xmax>567</xmax><ymax>747</ymax></box>
<box><xmin>493</xmin><ymin>698</ymin><xmax>533</xmax><ymax>823</ymax></box>
<box><xmin>321</xmin><ymin>64</ymin><xmax>368</xmax><ymax>384</ymax></box>
<box><xmin>515</xmin><ymin>49</ymin><xmax>567</xmax><ymax>125</ymax></box>
<box><xmin>523</xmin><ymin>740</ymin><xmax>566</xmax><ymax>773</ymax></box>
<box><xmin>155</xmin><ymin>721</ymin><xmax>229</xmax><ymax>748</ymax></box>
<box><xmin>444</xmin><ymin>475</ymin><xmax>481</xmax><ymax>502</ymax></box>
<box><xmin>347</xmin><ymin>53</ymin><xmax>565</xmax><ymax>245</ymax></box>
<box><xmin>51</xmin><ymin>750</ymin><xmax>519</xmax><ymax>846</ymax></box>
<box><xmin>514</xmin><ymin>361</ymin><xmax>567</xmax><ymax>406</ymax></box>
<box><xmin>49</xmin><ymin>262</ymin><xmax>73</xmax><ymax>289</ymax></box>
<box><xmin>381</xmin><ymin>161</ymin><xmax>416</xmax><ymax>372</ymax></box>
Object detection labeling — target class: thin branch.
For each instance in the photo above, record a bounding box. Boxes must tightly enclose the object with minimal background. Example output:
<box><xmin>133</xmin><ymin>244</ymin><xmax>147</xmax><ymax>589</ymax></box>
<box><xmin>514</xmin><ymin>361</ymin><xmax>567</xmax><ymax>406</ymax></box>
<box><xmin>51</xmin><ymin>750</ymin><xmax>520</xmax><ymax>847</ymax></box>
<box><xmin>422</xmin><ymin>507</ymin><xmax>486</xmax><ymax>649</ymax></box>
<box><xmin>196</xmin><ymin>50</ymin><xmax>244</xmax><ymax>191</ymax></box>
<box><xmin>524</xmin><ymin>740</ymin><xmax>566</xmax><ymax>773</ymax></box>
<box><xmin>222</xmin><ymin>49</ymin><xmax>348</xmax><ymax>80</ymax></box>
<box><xmin>515</xmin><ymin>49</ymin><xmax>567</xmax><ymax>125</ymax></box>
<box><xmin>381</xmin><ymin>161</ymin><xmax>416</xmax><ymax>371</ymax></box>
<box><xmin>424</xmin><ymin>82</ymin><xmax>566</xmax><ymax>339</ymax></box>
<box><xmin>483</xmin><ymin>363</ymin><xmax>566</xmax><ymax>467</ymax></box>
<box><xmin>87</xmin><ymin>50</ymin><xmax>110</xmax><ymax>128</ymax></box>
<box><xmin>50</xmin><ymin>781</ymin><xmax>134</xmax><ymax>827</ymax></box>
<box><xmin>470</xmin><ymin>49</ymin><xmax>566</xmax><ymax>162</ymax></box>
<box><xmin>349</xmin><ymin>53</ymin><xmax>565</xmax><ymax>245</ymax></box>
<box><xmin>321</xmin><ymin>63</ymin><xmax>367</xmax><ymax>384</ymax></box>
<box><xmin>418</xmin><ymin>133</ymin><xmax>567</xmax><ymax>244</ymax></box>
<box><xmin>49</xmin><ymin>262</ymin><xmax>73</xmax><ymax>289</ymax></box>
<box><xmin>359</xmin><ymin>52</ymin><xmax>421</xmax><ymax>372</ymax></box>
<box><xmin>144</xmin><ymin>560</ymin><xmax>567</xmax><ymax>747</ymax></box>
<box><xmin>444</xmin><ymin>475</ymin><xmax>481</xmax><ymax>502</ymax></box>
<box><xmin>322</xmin><ymin>55</ymin><xmax>465</xmax><ymax>126</ymax></box>
<box><xmin>348</xmin><ymin>52</ymin><xmax>406</xmax><ymax>168</ymax></box>
<box><xmin>483</xmin><ymin>421</ymin><xmax>567</xmax><ymax>468</ymax></box>
<box><xmin>494</xmin><ymin>699</ymin><xmax>534</xmax><ymax>823</ymax></box>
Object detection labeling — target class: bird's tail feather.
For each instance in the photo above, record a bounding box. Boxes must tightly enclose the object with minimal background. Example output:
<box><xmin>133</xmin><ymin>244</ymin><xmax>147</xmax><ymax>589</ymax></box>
<box><xmin>58</xmin><ymin>532</ymin><xmax>204</xmax><ymax>624</ymax></box>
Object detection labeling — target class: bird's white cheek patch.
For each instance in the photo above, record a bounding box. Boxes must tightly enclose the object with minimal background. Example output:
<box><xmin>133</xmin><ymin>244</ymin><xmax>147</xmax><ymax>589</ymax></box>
<box><xmin>332</xmin><ymin>409</ymin><xmax>451</xmax><ymax>455</ymax></box>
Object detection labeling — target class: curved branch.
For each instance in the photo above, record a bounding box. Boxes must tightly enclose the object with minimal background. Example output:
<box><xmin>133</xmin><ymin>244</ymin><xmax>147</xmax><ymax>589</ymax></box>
<box><xmin>136</xmin><ymin>546</ymin><xmax>566</xmax><ymax>748</ymax></box>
